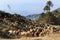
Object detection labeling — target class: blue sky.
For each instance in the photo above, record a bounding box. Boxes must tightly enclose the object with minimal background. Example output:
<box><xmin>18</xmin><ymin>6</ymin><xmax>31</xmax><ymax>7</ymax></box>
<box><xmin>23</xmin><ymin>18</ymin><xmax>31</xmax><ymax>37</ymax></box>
<box><xmin>0</xmin><ymin>0</ymin><xmax>60</xmax><ymax>16</ymax></box>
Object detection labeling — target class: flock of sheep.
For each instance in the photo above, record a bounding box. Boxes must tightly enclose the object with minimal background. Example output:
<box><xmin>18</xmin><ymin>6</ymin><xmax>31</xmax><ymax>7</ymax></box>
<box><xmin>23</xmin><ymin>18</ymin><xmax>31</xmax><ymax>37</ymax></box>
<box><xmin>0</xmin><ymin>11</ymin><xmax>60</xmax><ymax>39</ymax></box>
<box><xmin>7</xmin><ymin>23</ymin><xmax>60</xmax><ymax>39</ymax></box>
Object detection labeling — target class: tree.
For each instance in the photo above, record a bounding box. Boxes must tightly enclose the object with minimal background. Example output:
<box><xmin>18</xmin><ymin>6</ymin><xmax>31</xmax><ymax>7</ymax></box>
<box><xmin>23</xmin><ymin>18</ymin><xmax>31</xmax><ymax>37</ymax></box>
<box><xmin>39</xmin><ymin>1</ymin><xmax>54</xmax><ymax>24</ymax></box>
<box><xmin>57</xmin><ymin>15</ymin><xmax>60</xmax><ymax>22</ymax></box>
<box><xmin>43</xmin><ymin>1</ymin><xmax>54</xmax><ymax>23</ymax></box>
<box><xmin>40</xmin><ymin>13</ymin><xmax>45</xmax><ymax>17</ymax></box>
<box><xmin>47</xmin><ymin>1</ymin><xmax>53</xmax><ymax>7</ymax></box>
<box><xmin>44</xmin><ymin>5</ymin><xmax>50</xmax><ymax>12</ymax></box>
<box><xmin>39</xmin><ymin>13</ymin><xmax>46</xmax><ymax>23</ymax></box>
<box><xmin>44</xmin><ymin>1</ymin><xmax>53</xmax><ymax>12</ymax></box>
<box><xmin>39</xmin><ymin>0</ymin><xmax>60</xmax><ymax>25</ymax></box>
<box><xmin>53</xmin><ymin>10</ymin><xmax>59</xmax><ymax>17</ymax></box>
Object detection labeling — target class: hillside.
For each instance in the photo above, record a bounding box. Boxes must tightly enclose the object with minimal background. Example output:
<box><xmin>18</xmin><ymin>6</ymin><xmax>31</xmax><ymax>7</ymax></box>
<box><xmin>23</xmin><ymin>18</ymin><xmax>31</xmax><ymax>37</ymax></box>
<box><xmin>26</xmin><ymin>14</ymin><xmax>40</xmax><ymax>20</ymax></box>
<box><xmin>0</xmin><ymin>10</ymin><xmax>45</xmax><ymax>38</ymax></box>
<box><xmin>26</xmin><ymin>7</ymin><xmax>60</xmax><ymax>20</ymax></box>
<box><xmin>0</xmin><ymin>10</ymin><xmax>33</xmax><ymax>38</ymax></box>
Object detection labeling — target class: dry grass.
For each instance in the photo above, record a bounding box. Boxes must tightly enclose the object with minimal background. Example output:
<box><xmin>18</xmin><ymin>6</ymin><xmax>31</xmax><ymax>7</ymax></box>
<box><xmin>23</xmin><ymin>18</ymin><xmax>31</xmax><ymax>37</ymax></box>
<box><xmin>0</xmin><ymin>33</ymin><xmax>60</xmax><ymax>40</ymax></box>
<box><xmin>20</xmin><ymin>33</ymin><xmax>60</xmax><ymax>40</ymax></box>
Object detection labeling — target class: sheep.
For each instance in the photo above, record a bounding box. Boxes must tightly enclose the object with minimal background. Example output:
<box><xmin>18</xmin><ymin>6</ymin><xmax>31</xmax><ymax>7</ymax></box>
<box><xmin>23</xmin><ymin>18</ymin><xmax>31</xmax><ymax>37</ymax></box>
<box><xmin>26</xmin><ymin>31</ymin><xmax>32</xmax><ymax>37</ymax></box>
<box><xmin>46</xmin><ymin>25</ymin><xmax>54</xmax><ymax>33</ymax></box>
<box><xmin>29</xmin><ymin>29</ymin><xmax>33</xmax><ymax>32</ymax></box>
<box><xmin>33</xmin><ymin>27</ymin><xmax>43</xmax><ymax>37</ymax></box>
<box><xmin>33</xmin><ymin>28</ymin><xmax>37</xmax><ymax>31</ymax></box>
<box><xmin>12</xmin><ymin>30</ymin><xmax>16</xmax><ymax>35</ymax></box>
<box><xmin>39</xmin><ymin>29</ymin><xmax>47</xmax><ymax>36</ymax></box>
<box><xmin>34</xmin><ymin>31</ymin><xmax>40</xmax><ymax>37</ymax></box>
<box><xmin>8</xmin><ymin>30</ymin><xmax>13</xmax><ymax>35</ymax></box>
<box><xmin>8</xmin><ymin>30</ymin><xmax>17</xmax><ymax>36</ymax></box>
<box><xmin>20</xmin><ymin>31</ymin><xmax>27</xmax><ymax>36</ymax></box>
<box><xmin>20</xmin><ymin>30</ymin><xmax>33</xmax><ymax>37</ymax></box>
<box><xmin>11</xmin><ymin>22</ymin><xmax>18</xmax><ymax>27</ymax></box>
<box><xmin>15</xmin><ymin>29</ymin><xmax>21</xmax><ymax>36</ymax></box>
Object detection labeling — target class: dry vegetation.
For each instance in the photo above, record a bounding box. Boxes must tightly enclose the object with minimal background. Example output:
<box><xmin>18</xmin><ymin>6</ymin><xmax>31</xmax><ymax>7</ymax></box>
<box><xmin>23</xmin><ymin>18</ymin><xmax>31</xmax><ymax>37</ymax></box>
<box><xmin>0</xmin><ymin>33</ymin><xmax>60</xmax><ymax>40</ymax></box>
<box><xmin>15</xmin><ymin>33</ymin><xmax>60</xmax><ymax>40</ymax></box>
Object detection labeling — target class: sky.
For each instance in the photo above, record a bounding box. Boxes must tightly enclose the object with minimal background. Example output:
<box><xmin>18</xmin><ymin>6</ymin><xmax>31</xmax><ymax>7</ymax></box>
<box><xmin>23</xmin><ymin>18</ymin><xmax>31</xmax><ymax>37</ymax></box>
<box><xmin>0</xmin><ymin>0</ymin><xmax>60</xmax><ymax>16</ymax></box>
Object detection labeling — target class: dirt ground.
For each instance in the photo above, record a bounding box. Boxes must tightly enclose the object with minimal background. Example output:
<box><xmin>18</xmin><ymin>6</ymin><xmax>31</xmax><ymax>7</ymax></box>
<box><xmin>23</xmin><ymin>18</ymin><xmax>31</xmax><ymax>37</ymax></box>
<box><xmin>0</xmin><ymin>33</ymin><xmax>60</xmax><ymax>40</ymax></box>
<box><xmin>20</xmin><ymin>33</ymin><xmax>60</xmax><ymax>40</ymax></box>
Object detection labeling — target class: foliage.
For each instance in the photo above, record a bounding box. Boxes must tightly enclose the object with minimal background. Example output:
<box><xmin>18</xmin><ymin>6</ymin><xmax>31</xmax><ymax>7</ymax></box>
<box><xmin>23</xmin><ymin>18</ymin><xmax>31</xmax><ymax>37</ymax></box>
<box><xmin>39</xmin><ymin>1</ymin><xmax>60</xmax><ymax>25</ymax></box>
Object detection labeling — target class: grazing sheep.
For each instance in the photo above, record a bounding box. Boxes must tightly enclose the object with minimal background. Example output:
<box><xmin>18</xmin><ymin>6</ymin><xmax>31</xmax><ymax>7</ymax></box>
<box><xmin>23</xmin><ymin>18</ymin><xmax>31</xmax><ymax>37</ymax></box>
<box><xmin>13</xmin><ymin>22</ymin><xmax>18</xmax><ymax>27</ymax></box>
<box><xmin>46</xmin><ymin>25</ymin><xmax>54</xmax><ymax>33</ymax></box>
<box><xmin>39</xmin><ymin>30</ymin><xmax>47</xmax><ymax>36</ymax></box>
<box><xmin>12</xmin><ymin>30</ymin><xmax>16</xmax><ymax>35</ymax></box>
<box><xmin>26</xmin><ymin>31</ymin><xmax>32</xmax><ymax>37</ymax></box>
<box><xmin>16</xmin><ymin>29</ymin><xmax>21</xmax><ymax>36</ymax></box>
<box><xmin>30</xmin><ymin>29</ymin><xmax>33</xmax><ymax>32</ymax></box>
<box><xmin>8</xmin><ymin>30</ymin><xmax>16</xmax><ymax>36</ymax></box>
<box><xmin>20</xmin><ymin>31</ymin><xmax>33</xmax><ymax>37</ymax></box>
<box><xmin>21</xmin><ymin>31</ymin><xmax>27</xmax><ymax>36</ymax></box>
<box><xmin>8</xmin><ymin>30</ymin><xmax>13</xmax><ymax>35</ymax></box>
<box><xmin>34</xmin><ymin>31</ymin><xmax>40</xmax><ymax>37</ymax></box>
